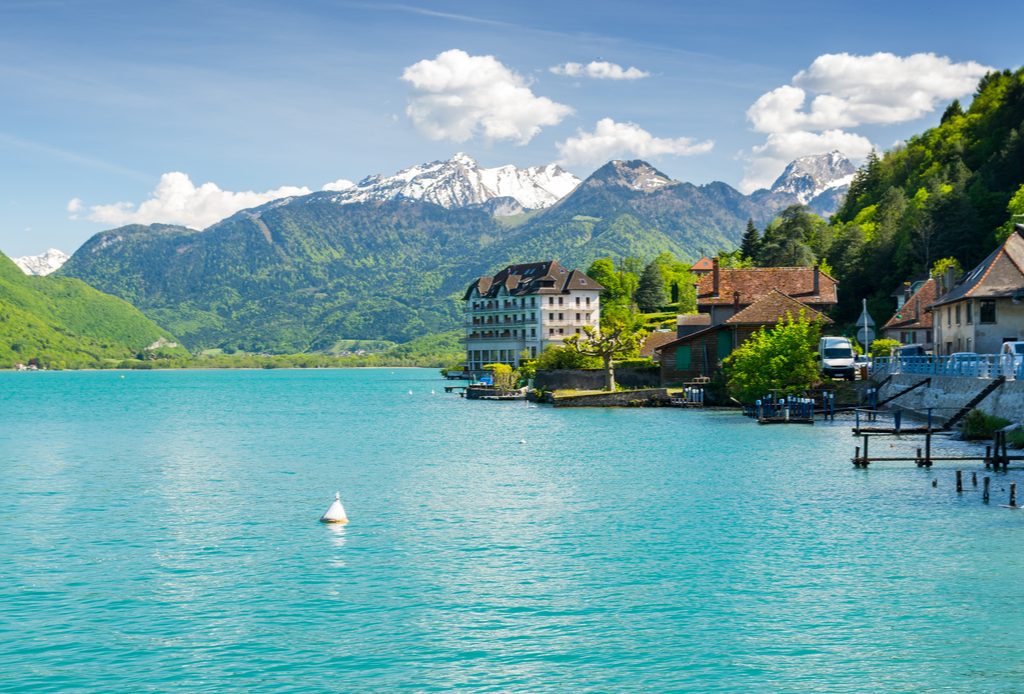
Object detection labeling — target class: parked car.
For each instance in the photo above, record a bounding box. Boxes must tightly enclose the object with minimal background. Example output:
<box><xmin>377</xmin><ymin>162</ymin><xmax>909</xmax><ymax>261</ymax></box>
<box><xmin>896</xmin><ymin>343</ymin><xmax>928</xmax><ymax>358</ymax></box>
<box><xmin>819</xmin><ymin>336</ymin><xmax>856</xmax><ymax>380</ymax></box>
<box><xmin>1000</xmin><ymin>341</ymin><xmax>1024</xmax><ymax>370</ymax></box>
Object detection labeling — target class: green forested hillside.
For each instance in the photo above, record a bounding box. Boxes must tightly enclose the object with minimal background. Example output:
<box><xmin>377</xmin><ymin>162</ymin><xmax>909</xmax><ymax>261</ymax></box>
<box><xmin>825</xmin><ymin>67</ymin><xmax>1024</xmax><ymax>321</ymax></box>
<box><xmin>0</xmin><ymin>252</ymin><xmax>187</xmax><ymax>368</ymax></box>
<box><xmin>61</xmin><ymin>160</ymin><xmax>785</xmax><ymax>352</ymax></box>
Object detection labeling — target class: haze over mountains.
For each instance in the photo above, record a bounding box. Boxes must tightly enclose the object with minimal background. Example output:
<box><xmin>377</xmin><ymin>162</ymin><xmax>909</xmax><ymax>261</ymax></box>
<box><xmin>54</xmin><ymin>151</ymin><xmax>855</xmax><ymax>351</ymax></box>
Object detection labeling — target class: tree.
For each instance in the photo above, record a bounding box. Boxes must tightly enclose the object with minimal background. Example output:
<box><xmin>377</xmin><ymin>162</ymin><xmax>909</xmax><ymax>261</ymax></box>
<box><xmin>635</xmin><ymin>260</ymin><xmax>667</xmax><ymax>312</ymax></box>
<box><xmin>722</xmin><ymin>310</ymin><xmax>823</xmax><ymax>403</ymax></box>
<box><xmin>740</xmin><ymin>218</ymin><xmax>762</xmax><ymax>262</ymax></box>
<box><xmin>564</xmin><ymin>323</ymin><xmax>643</xmax><ymax>391</ymax></box>
<box><xmin>586</xmin><ymin>258</ymin><xmax>623</xmax><ymax>302</ymax></box>
<box><xmin>758</xmin><ymin>209</ymin><xmax>817</xmax><ymax>267</ymax></box>
<box><xmin>534</xmin><ymin>345</ymin><xmax>601</xmax><ymax>370</ymax></box>
<box><xmin>483</xmin><ymin>363</ymin><xmax>517</xmax><ymax>391</ymax></box>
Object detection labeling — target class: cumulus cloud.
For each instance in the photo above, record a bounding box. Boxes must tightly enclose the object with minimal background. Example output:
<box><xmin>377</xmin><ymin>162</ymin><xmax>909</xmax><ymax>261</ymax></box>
<box><xmin>740</xmin><ymin>52</ymin><xmax>992</xmax><ymax>192</ymax></box>
<box><xmin>556</xmin><ymin>118</ymin><xmax>713</xmax><ymax>167</ymax></box>
<box><xmin>67</xmin><ymin>197</ymin><xmax>83</xmax><ymax>219</ymax></box>
<box><xmin>401</xmin><ymin>48</ymin><xmax>572</xmax><ymax>144</ymax></box>
<box><xmin>79</xmin><ymin>172</ymin><xmax>311</xmax><ymax>229</ymax></box>
<box><xmin>321</xmin><ymin>179</ymin><xmax>355</xmax><ymax>192</ymax></box>
<box><xmin>550</xmin><ymin>61</ymin><xmax>649</xmax><ymax>80</ymax></box>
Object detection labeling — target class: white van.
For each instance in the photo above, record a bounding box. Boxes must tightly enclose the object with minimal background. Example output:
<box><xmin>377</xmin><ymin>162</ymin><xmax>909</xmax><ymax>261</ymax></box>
<box><xmin>819</xmin><ymin>336</ymin><xmax>856</xmax><ymax>380</ymax></box>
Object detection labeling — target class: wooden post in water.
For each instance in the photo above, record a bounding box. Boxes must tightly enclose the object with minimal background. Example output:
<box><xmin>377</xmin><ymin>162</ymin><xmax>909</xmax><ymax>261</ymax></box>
<box><xmin>956</xmin><ymin>470</ymin><xmax>963</xmax><ymax>493</ymax></box>
<box><xmin>863</xmin><ymin>434</ymin><xmax>869</xmax><ymax>465</ymax></box>
<box><xmin>1002</xmin><ymin>431</ymin><xmax>1010</xmax><ymax>471</ymax></box>
<box><xmin>854</xmin><ymin>445</ymin><xmax>861</xmax><ymax>467</ymax></box>
<box><xmin>1011</xmin><ymin>482</ymin><xmax>1017</xmax><ymax>508</ymax></box>
<box><xmin>916</xmin><ymin>447</ymin><xmax>923</xmax><ymax>467</ymax></box>
<box><xmin>972</xmin><ymin>471</ymin><xmax>978</xmax><ymax>487</ymax></box>
<box><xmin>924</xmin><ymin>428</ymin><xmax>932</xmax><ymax>467</ymax></box>
<box><xmin>985</xmin><ymin>445</ymin><xmax>992</xmax><ymax>469</ymax></box>
<box><xmin>983</xmin><ymin>476</ymin><xmax>990</xmax><ymax>502</ymax></box>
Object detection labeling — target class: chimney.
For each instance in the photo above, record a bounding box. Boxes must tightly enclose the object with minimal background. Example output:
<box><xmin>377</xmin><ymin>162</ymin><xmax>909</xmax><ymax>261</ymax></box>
<box><xmin>733</xmin><ymin>290</ymin><xmax>741</xmax><ymax>312</ymax></box>
<box><xmin>915</xmin><ymin>297</ymin><xmax>920</xmax><ymax>320</ymax></box>
<box><xmin>945</xmin><ymin>267</ymin><xmax>956</xmax><ymax>295</ymax></box>
<box><xmin>712</xmin><ymin>257</ymin><xmax>720</xmax><ymax>297</ymax></box>
<box><xmin>813</xmin><ymin>265</ymin><xmax>820</xmax><ymax>296</ymax></box>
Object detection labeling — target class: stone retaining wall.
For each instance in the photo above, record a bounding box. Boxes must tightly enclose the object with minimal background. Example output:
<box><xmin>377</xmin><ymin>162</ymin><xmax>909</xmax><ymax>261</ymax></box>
<box><xmin>879</xmin><ymin>373</ymin><xmax>1024</xmax><ymax>423</ymax></box>
<box><xmin>552</xmin><ymin>388</ymin><xmax>672</xmax><ymax>408</ymax></box>
<box><xmin>535</xmin><ymin>367</ymin><xmax>660</xmax><ymax>391</ymax></box>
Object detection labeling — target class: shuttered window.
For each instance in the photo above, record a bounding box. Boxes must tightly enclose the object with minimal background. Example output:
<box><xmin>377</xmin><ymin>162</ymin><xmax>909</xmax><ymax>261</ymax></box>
<box><xmin>717</xmin><ymin>331</ymin><xmax>733</xmax><ymax>360</ymax></box>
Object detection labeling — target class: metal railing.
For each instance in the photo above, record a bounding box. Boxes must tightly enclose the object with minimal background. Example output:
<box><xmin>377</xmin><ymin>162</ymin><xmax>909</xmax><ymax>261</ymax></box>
<box><xmin>870</xmin><ymin>355</ymin><xmax>1020</xmax><ymax>380</ymax></box>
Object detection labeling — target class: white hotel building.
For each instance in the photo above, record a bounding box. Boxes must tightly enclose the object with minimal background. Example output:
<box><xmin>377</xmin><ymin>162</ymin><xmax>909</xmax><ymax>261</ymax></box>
<box><xmin>462</xmin><ymin>261</ymin><xmax>603</xmax><ymax>373</ymax></box>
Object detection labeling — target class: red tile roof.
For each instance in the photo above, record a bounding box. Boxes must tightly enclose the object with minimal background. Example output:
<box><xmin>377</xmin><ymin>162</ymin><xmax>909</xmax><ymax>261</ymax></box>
<box><xmin>640</xmin><ymin>331</ymin><xmax>679</xmax><ymax>358</ymax></box>
<box><xmin>724</xmin><ymin>289</ymin><xmax>832</xmax><ymax>325</ymax></box>
<box><xmin>696</xmin><ymin>265</ymin><xmax>838</xmax><ymax>306</ymax></box>
<box><xmin>883</xmin><ymin>278</ymin><xmax>936</xmax><ymax>330</ymax></box>
<box><xmin>691</xmin><ymin>257</ymin><xmax>714</xmax><ymax>272</ymax></box>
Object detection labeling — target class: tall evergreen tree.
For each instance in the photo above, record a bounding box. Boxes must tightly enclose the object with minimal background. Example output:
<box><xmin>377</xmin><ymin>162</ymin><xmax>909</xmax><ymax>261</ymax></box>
<box><xmin>740</xmin><ymin>218</ymin><xmax>762</xmax><ymax>262</ymax></box>
<box><xmin>635</xmin><ymin>260</ymin><xmax>667</xmax><ymax>312</ymax></box>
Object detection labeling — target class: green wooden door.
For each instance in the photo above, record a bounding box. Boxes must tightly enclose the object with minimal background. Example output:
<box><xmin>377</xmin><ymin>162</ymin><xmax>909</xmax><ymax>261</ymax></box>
<box><xmin>716</xmin><ymin>330</ymin><xmax>733</xmax><ymax>360</ymax></box>
<box><xmin>675</xmin><ymin>345</ymin><xmax>691</xmax><ymax>371</ymax></box>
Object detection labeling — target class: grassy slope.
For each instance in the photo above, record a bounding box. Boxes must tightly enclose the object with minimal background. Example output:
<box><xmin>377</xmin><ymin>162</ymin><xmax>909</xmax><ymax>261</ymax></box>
<box><xmin>0</xmin><ymin>252</ymin><xmax>187</xmax><ymax>367</ymax></box>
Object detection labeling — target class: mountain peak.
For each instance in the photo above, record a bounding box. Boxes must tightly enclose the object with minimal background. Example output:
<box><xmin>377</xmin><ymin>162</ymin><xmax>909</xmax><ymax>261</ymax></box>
<box><xmin>12</xmin><ymin>248</ymin><xmax>69</xmax><ymax>276</ymax></box>
<box><xmin>587</xmin><ymin>159</ymin><xmax>675</xmax><ymax>192</ymax></box>
<box><xmin>770</xmin><ymin>151</ymin><xmax>855</xmax><ymax>204</ymax></box>
<box><xmin>327</xmin><ymin>154</ymin><xmax>579</xmax><ymax>210</ymax></box>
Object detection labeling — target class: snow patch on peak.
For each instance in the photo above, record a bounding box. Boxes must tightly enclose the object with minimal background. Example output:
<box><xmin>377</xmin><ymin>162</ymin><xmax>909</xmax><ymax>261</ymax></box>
<box><xmin>591</xmin><ymin>160</ymin><xmax>675</xmax><ymax>192</ymax></box>
<box><xmin>12</xmin><ymin>248</ymin><xmax>69</xmax><ymax>276</ymax></box>
<box><xmin>327</xmin><ymin>154</ymin><xmax>580</xmax><ymax>210</ymax></box>
<box><xmin>770</xmin><ymin>151</ymin><xmax>856</xmax><ymax>204</ymax></box>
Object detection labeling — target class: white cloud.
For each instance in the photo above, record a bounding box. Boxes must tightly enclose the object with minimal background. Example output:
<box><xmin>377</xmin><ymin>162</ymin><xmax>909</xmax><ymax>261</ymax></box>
<box><xmin>401</xmin><ymin>48</ymin><xmax>572</xmax><ymax>144</ymax></box>
<box><xmin>550</xmin><ymin>61</ymin><xmax>649</xmax><ymax>80</ymax></box>
<box><xmin>556</xmin><ymin>118</ymin><xmax>713</xmax><ymax>167</ymax></box>
<box><xmin>741</xmin><ymin>52</ymin><xmax>992</xmax><ymax>192</ymax></box>
<box><xmin>67</xmin><ymin>197</ymin><xmax>83</xmax><ymax>219</ymax></box>
<box><xmin>321</xmin><ymin>179</ymin><xmax>355</xmax><ymax>192</ymax></box>
<box><xmin>80</xmin><ymin>172</ymin><xmax>311</xmax><ymax>229</ymax></box>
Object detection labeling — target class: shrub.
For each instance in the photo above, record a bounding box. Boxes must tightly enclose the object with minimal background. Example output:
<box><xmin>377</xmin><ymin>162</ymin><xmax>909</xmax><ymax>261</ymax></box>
<box><xmin>723</xmin><ymin>310</ymin><xmax>824</xmax><ymax>403</ymax></box>
<box><xmin>870</xmin><ymin>338</ymin><xmax>902</xmax><ymax>357</ymax></box>
<box><xmin>959</xmin><ymin>409</ymin><xmax>1011</xmax><ymax>440</ymax></box>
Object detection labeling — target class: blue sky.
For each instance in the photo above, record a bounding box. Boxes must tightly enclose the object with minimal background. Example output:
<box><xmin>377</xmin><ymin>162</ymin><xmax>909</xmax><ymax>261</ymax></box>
<box><xmin>1</xmin><ymin>0</ymin><xmax>1021</xmax><ymax>256</ymax></box>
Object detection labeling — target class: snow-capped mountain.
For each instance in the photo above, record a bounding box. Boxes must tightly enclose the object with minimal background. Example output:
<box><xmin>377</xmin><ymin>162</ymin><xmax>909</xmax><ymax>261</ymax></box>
<box><xmin>13</xmin><ymin>248</ymin><xmax>69</xmax><ymax>276</ymax></box>
<box><xmin>587</xmin><ymin>160</ymin><xmax>676</xmax><ymax>192</ymax></box>
<box><xmin>769</xmin><ymin>151</ymin><xmax>856</xmax><ymax>204</ymax></box>
<box><xmin>326</xmin><ymin>153</ymin><xmax>580</xmax><ymax>212</ymax></box>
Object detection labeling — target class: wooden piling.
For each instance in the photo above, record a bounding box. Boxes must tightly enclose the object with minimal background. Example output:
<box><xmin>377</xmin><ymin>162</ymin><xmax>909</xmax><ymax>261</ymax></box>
<box><xmin>985</xmin><ymin>445</ymin><xmax>992</xmax><ymax>469</ymax></box>
<box><xmin>1011</xmin><ymin>482</ymin><xmax>1017</xmax><ymax>508</ymax></box>
<box><xmin>983</xmin><ymin>476</ymin><xmax>990</xmax><ymax>502</ymax></box>
<box><xmin>924</xmin><ymin>428</ymin><xmax>932</xmax><ymax>467</ymax></box>
<box><xmin>972</xmin><ymin>471</ymin><xmax>978</xmax><ymax>487</ymax></box>
<box><xmin>916</xmin><ymin>447</ymin><xmax>923</xmax><ymax>467</ymax></box>
<box><xmin>956</xmin><ymin>470</ymin><xmax>963</xmax><ymax>493</ymax></box>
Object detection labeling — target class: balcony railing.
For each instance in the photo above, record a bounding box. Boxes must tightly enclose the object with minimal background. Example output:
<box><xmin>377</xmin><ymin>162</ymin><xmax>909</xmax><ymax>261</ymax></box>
<box><xmin>871</xmin><ymin>355</ymin><xmax>1020</xmax><ymax>380</ymax></box>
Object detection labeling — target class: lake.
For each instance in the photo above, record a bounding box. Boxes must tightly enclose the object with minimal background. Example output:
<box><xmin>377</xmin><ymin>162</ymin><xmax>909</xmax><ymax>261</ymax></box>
<box><xmin>2</xmin><ymin>368</ymin><xmax>1023</xmax><ymax>692</ymax></box>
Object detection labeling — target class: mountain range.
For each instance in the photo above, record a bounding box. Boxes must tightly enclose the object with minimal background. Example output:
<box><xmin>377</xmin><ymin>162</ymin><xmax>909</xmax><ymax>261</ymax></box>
<box><xmin>56</xmin><ymin>152</ymin><xmax>855</xmax><ymax>351</ymax></box>
<box><xmin>13</xmin><ymin>248</ymin><xmax>70</xmax><ymax>276</ymax></box>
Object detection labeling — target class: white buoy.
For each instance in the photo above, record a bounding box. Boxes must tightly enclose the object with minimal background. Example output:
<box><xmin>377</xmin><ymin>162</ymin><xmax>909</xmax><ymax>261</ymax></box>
<box><xmin>408</xmin><ymin>389</ymin><xmax>413</xmax><ymax>395</ymax></box>
<box><xmin>320</xmin><ymin>492</ymin><xmax>349</xmax><ymax>524</ymax></box>
<box><xmin>519</xmin><ymin>439</ymin><xmax>527</xmax><ymax>444</ymax></box>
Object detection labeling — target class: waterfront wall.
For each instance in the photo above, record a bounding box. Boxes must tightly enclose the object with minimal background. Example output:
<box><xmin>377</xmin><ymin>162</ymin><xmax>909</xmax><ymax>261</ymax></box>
<box><xmin>552</xmin><ymin>388</ymin><xmax>673</xmax><ymax>408</ymax></box>
<box><xmin>535</xmin><ymin>367</ymin><xmax>660</xmax><ymax>391</ymax></box>
<box><xmin>879</xmin><ymin>373</ymin><xmax>1024</xmax><ymax>423</ymax></box>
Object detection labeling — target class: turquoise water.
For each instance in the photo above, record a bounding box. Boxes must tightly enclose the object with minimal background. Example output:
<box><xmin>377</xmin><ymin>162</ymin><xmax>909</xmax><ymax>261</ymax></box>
<box><xmin>2</xmin><ymin>369</ymin><xmax>1024</xmax><ymax>692</ymax></box>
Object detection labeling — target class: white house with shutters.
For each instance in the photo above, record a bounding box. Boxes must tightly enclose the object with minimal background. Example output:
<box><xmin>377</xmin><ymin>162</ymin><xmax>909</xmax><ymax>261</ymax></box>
<box><xmin>462</xmin><ymin>261</ymin><xmax>603</xmax><ymax>374</ymax></box>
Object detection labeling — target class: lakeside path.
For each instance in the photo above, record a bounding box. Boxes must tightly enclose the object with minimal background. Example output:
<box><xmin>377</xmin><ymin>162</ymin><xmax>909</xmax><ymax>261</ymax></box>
<box><xmin>2</xmin><ymin>368</ymin><xmax>1023</xmax><ymax>691</ymax></box>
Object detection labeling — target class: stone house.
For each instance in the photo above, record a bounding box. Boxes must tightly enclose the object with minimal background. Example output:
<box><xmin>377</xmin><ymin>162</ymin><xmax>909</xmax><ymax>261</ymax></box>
<box><xmin>932</xmin><ymin>225</ymin><xmax>1024</xmax><ymax>355</ymax></box>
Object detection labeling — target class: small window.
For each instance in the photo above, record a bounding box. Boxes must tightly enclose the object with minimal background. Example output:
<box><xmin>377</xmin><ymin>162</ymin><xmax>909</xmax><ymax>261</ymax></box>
<box><xmin>531</xmin><ymin>328</ymin><xmax>535</xmax><ymax>337</ymax></box>
<box><xmin>549</xmin><ymin>313</ymin><xmax>554</xmax><ymax>321</ymax></box>
<box><xmin>966</xmin><ymin>302</ymin><xmax>973</xmax><ymax>324</ymax></box>
<box><xmin>955</xmin><ymin>305</ymin><xmax>961</xmax><ymax>325</ymax></box>
<box><xmin>549</xmin><ymin>297</ymin><xmax>554</xmax><ymax>306</ymax></box>
<box><xmin>558</xmin><ymin>297</ymin><xmax>563</xmax><ymax>305</ymax></box>
<box><xmin>549</xmin><ymin>328</ymin><xmax>555</xmax><ymax>335</ymax></box>
<box><xmin>575</xmin><ymin>328</ymin><xmax>580</xmax><ymax>334</ymax></box>
<box><xmin>576</xmin><ymin>297</ymin><xmax>580</xmax><ymax>305</ymax></box>
<box><xmin>980</xmin><ymin>300</ymin><xmax>996</xmax><ymax>324</ymax></box>
<box><xmin>576</xmin><ymin>313</ymin><xmax>581</xmax><ymax>321</ymax></box>
<box><xmin>947</xmin><ymin>307</ymin><xmax>951</xmax><ymax>327</ymax></box>
<box><xmin>558</xmin><ymin>313</ymin><xmax>563</xmax><ymax>320</ymax></box>
<box><xmin>586</xmin><ymin>297</ymin><xmax>591</xmax><ymax>306</ymax></box>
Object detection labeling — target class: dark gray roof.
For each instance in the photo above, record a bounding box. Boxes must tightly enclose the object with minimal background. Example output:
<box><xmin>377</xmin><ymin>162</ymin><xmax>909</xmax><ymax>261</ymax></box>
<box><xmin>933</xmin><ymin>225</ymin><xmax>1024</xmax><ymax>307</ymax></box>
<box><xmin>463</xmin><ymin>261</ymin><xmax>604</xmax><ymax>300</ymax></box>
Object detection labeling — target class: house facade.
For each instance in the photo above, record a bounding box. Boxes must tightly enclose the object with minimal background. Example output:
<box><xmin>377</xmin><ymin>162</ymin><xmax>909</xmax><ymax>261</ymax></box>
<box><xmin>462</xmin><ymin>261</ymin><xmax>603</xmax><ymax>373</ymax></box>
<box><xmin>932</xmin><ymin>225</ymin><xmax>1024</xmax><ymax>355</ymax></box>
<box><xmin>657</xmin><ymin>290</ymin><xmax>832</xmax><ymax>385</ymax></box>
<box><xmin>881</xmin><ymin>277</ymin><xmax>936</xmax><ymax>350</ymax></box>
